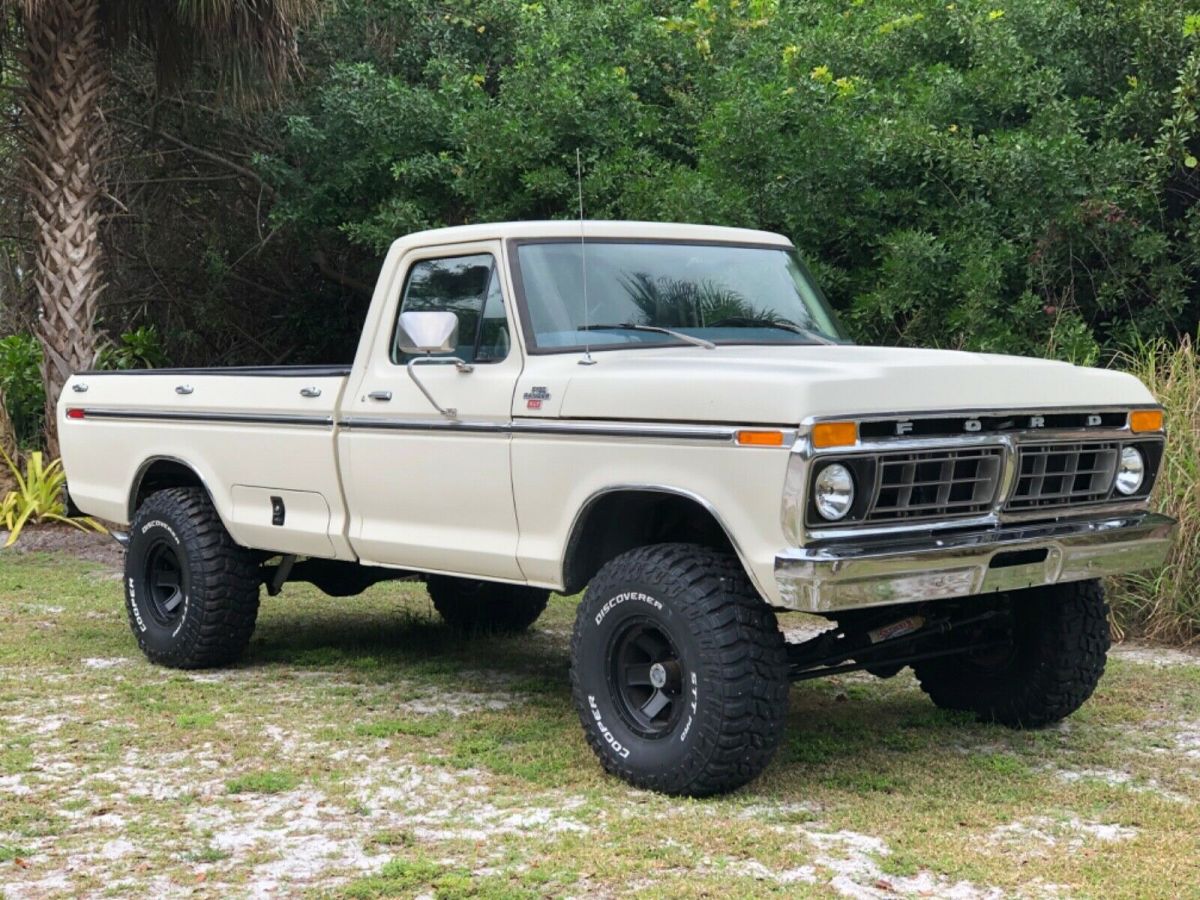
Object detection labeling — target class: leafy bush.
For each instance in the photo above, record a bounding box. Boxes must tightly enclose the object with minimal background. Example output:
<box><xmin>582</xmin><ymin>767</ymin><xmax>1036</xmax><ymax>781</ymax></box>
<box><xmin>1110</xmin><ymin>338</ymin><xmax>1200</xmax><ymax>642</ymax></box>
<box><xmin>0</xmin><ymin>335</ymin><xmax>44</xmax><ymax>449</ymax></box>
<box><xmin>96</xmin><ymin>325</ymin><xmax>168</xmax><ymax>371</ymax></box>
<box><xmin>0</xmin><ymin>449</ymin><xmax>105</xmax><ymax>546</ymax></box>
<box><xmin>260</xmin><ymin>0</ymin><xmax>1200</xmax><ymax>361</ymax></box>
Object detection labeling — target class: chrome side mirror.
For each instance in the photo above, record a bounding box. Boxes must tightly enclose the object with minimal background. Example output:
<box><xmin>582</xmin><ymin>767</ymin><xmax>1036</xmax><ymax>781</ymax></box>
<box><xmin>396</xmin><ymin>310</ymin><xmax>459</xmax><ymax>354</ymax></box>
<box><xmin>394</xmin><ymin>310</ymin><xmax>473</xmax><ymax>420</ymax></box>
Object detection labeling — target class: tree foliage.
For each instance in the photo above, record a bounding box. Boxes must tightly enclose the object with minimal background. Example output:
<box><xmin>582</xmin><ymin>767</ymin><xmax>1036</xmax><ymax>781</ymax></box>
<box><xmin>6</xmin><ymin>0</ymin><xmax>1200</xmax><ymax>377</ymax></box>
<box><xmin>240</xmin><ymin>0</ymin><xmax>1200</xmax><ymax>363</ymax></box>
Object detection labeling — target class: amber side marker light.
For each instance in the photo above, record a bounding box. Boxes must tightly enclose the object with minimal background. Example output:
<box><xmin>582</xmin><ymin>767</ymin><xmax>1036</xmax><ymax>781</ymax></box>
<box><xmin>1130</xmin><ymin>409</ymin><xmax>1164</xmax><ymax>433</ymax></box>
<box><xmin>811</xmin><ymin>421</ymin><xmax>858</xmax><ymax>449</ymax></box>
<box><xmin>736</xmin><ymin>430</ymin><xmax>785</xmax><ymax>447</ymax></box>
<box><xmin>65</xmin><ymin>408</ymin><xmax>85</xmax><ymax>420</ymax></box>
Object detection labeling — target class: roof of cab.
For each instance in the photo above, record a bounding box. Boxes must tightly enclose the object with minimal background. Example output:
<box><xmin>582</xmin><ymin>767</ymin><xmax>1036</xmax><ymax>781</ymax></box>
<box><xmin>390</xmin><ymin>220</ymin><xmax>793</xmax><ymax>251</ymax></box>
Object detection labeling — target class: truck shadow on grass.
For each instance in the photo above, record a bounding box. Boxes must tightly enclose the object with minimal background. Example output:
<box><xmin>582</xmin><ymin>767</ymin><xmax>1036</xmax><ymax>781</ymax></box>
<box><xmin>245</xmin><ymin>607</ymin><xmax>572</xmax><ymax>688</ymax></box>
<box><xmin>233</xmin><ymin>594</ymin><xmax>1034</xmax><ymax>797</ymax></box>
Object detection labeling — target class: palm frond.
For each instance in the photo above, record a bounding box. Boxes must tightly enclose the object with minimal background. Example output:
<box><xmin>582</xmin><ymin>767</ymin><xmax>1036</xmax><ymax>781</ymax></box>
<box><xmin>104</xmin><ymin>0</ymin><xmax>321</xmax><ymax>100</ymax></box>
<box><xmin>620</xmin><ymin>272</ymin><xmax>778</xmax><ymax>328</ymax></box>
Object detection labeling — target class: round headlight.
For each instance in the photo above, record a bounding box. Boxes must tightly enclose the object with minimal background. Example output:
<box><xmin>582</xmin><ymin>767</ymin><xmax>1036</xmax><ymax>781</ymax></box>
<box><xmin>814</xmin><ymin>463</ymin><xmax>855</xmax><ymax>521</ymax></box>
<box><xmin>1114</xmin><ymin>446</ymin><xmax>1145</xmax><ymax>496</ymax></box>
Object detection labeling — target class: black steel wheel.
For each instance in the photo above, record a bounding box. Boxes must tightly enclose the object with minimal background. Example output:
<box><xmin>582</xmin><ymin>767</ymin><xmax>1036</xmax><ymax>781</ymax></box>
<box><xmin>143</xmin><ymin>540</ymin><xmax>187</xmax><ymax>626</ymax></box>
<box><xmin>608</xmin><ymin>619</ymin><xmax>685</xmax><ymax>738</ymax></box>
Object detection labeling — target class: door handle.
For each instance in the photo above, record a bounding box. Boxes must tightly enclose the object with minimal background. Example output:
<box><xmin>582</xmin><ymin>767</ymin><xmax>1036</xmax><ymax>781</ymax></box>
<box><xmin>300</xmin><ymin>386</ymin><xmax>322</xmax><ymax>398</ymax></box>
<box><xmin>367</xmin><ymin>390</ymin><xmax>392</xmax><ymax>402</ymax></box>
<box><xmin>175</xmin><ymin>385</ymin><xmax>194</xmax><ymax>395</ymax></box>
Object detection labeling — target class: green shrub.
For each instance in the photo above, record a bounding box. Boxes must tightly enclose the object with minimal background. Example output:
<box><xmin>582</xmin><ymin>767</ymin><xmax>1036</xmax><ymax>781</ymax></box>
<box><xmin>263</xmin><ymin>0</ymin><xmax>1200</xmax><ymax>361</ymax></box>
<box><xmin>95</xmin><ymin>325</ymin><xmax>168</xmax><ymax>371</ymax></box>
<box><xmin>0</xmin><ymin>335</ymin><xmax>44</xmax><ymax>449</ymax></box>
<box><xmin>1110</xmin><ymin>338</ymin><xmax>1200</xmax><ymax>642</ymax></box>
<box><xmin>0</xmin><ymin>449</ymin><xmax>106</xmax><ymax>546</ymax></box>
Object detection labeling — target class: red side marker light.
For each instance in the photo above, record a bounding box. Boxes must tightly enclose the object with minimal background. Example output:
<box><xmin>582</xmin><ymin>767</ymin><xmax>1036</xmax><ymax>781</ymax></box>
<box><xmin>66</xmin><ymin>408</ymin><xmax>85</xmax><ymax>420</ymax></box>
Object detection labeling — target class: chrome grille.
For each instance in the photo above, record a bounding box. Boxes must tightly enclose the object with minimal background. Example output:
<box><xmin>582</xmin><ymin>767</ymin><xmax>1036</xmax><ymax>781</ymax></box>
<box><xmin>1006</xmin><ymin>442</ymin><xmax>1119</xmax><ymax>511</ymax></box>
<box><xmin>868</xmin><ymin>448</ymin><xmax>1003</xmax><ymax>522</ymax></box>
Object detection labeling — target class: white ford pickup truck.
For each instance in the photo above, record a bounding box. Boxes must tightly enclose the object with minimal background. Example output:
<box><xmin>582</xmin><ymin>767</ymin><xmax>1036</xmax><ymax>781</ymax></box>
<box><xmin>60</xmin><ymin>220</ymin><xmax>1175</xmax><ymax>796</ymax></box>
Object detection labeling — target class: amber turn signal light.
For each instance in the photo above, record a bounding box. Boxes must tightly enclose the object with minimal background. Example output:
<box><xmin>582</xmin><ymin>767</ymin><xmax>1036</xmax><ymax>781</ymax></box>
<box><xmin>811</xmin><ymin>421</ymin><xmax>858</xmax><ymax>449</ymax></box>
<box><xmin>736</xmin><ymin>430</ymin><xmax>785</xmax><ymax>447</ymax></box>
<box><xmin>1129</xmin><ymin>409</ymin><xmax>1164</xmax><ymax>433</ymax></box>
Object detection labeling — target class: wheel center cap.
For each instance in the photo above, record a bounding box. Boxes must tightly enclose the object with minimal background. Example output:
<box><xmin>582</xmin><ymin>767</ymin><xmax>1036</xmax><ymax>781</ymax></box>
<box><xmin>649</xmin><ymin>662</ymin><xmax>668</xmax><ymax>689</ymax></box>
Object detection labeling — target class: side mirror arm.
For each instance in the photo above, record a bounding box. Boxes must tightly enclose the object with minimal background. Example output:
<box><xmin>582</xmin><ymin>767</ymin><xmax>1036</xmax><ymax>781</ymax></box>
<box><xmin>406</xmin><ymin>355</ymin><xmax>474</xmax><ymax>419</ymax></box>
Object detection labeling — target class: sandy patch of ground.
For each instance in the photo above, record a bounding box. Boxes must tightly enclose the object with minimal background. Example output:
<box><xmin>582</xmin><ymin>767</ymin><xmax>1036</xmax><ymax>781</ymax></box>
<box><xmin>0</xmin><ymin>527</ymin><xmax>122</xmax><ymax>567</ymax></box>
<box><xmin>989</xmin><ymin>816</ymin><xmax>1137</xmax><ymax>854</ymax></box>
<box><xmin>1110</xmin><ymin>642</ymin><xmax>1200</xmax><ymax>668</ymax></box>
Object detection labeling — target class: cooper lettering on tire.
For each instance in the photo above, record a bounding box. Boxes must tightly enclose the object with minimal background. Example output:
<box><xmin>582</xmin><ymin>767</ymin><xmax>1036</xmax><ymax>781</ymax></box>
<box><xmin>569</xmin><ymin>543</ymin><xmax>789</xmax><ymax>797</ymax></box>
<box><xmin>124</xmin><ymin>487</ymin><xmax>261</xmax><ymax>669</ymax></box>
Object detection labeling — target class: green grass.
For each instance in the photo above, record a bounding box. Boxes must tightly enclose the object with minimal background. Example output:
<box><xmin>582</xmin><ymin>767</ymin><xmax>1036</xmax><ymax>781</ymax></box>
<box><xmin>354</xmin><ymin>718</ymin><xmax>445</xmax><ymax>739</ymax></box>
<box><xmin>2</xmin><ymin>547</ymin><xmax>1200</xmax><ymax>897</ymax></box>
<box><xmin>0</xmin><ymin>843</ymin><xmax>31</xmax><ymax>862</ymax></box>
<box><xmin>225</xmin><ymin>770</ymin><xmax>302</xmax><ymax>795</ymax></box>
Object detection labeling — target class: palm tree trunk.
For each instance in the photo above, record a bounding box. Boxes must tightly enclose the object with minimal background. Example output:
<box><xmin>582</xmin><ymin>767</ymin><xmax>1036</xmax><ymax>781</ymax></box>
<box><xmin>19</xmin><ymin>0</ymin><xmax>107</xmax><ymax>457</ymax></box>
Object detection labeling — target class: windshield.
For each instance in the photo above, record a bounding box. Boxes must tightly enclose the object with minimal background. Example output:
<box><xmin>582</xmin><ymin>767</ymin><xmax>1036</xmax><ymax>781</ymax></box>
<box><xmin>513</xmin><ymin>241</ymin><xmax>847</xmax><ymax>352</ymax></box>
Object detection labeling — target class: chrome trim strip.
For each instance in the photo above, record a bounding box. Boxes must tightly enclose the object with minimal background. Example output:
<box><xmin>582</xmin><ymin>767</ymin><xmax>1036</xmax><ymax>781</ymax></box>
<box><xmin>800</xmin><ymin>403</ymin><xmax>1158</xmax><ymax>427</ymax></box>
<box><xmin>513</xmin><ymin>419</ymin><xmax>740</xmax><ymax>442</ymax></box>
<box><xmin>796</xmin><ymin>428</ymin><xmax>1145</xmax><ymax>460</ymax></box>
<box><xmin>77</xmin><ymin>365</ymin><xmax>353</xmax><ymax>378</ymax></box>
<box><xmin>87</xmin><ymin>406</ymin><xmax>758</xmax><ymax>443</ymax></box>
<box><xmin>1000</xmin><ymin>498</ymin><xmax>1154</xmax><ymax>522</ymax></box>
<box><xmin>775</xmin><ymin>512</ymin><xmax>1177</xmax><ymax>613</ymax></box>
<box><xmin>339</xmin><ymin>417</ymin><xmax>744</xmax><ymax>443</ymax></box>
<box><xmin>83</xmin><ymin>408</ymin><xmax>334</xmax><ymax>428</ymax></box>
<box><xmin>340</xmin><ymin>417</ymin><xmax>508</xmax><ymax>434</ymax></box>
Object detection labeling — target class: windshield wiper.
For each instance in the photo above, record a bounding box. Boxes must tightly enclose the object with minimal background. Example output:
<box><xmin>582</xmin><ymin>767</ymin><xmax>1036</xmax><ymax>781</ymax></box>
<box><xmin>707</xmin><ymin>316</ymin><xmax>837</xmax><ymax>345</ymax></box>
<box><xmin>580</xmin><ymin>323</ymin><xmax>716</xmax><ymax>350</ymax></box>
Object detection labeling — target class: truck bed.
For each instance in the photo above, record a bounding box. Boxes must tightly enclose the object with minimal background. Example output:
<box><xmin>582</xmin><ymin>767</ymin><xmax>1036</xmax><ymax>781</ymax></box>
<box><xmin>59</xmin><ymin>366</ymin><xmax>356</xmax><ymax>561</ymax></box>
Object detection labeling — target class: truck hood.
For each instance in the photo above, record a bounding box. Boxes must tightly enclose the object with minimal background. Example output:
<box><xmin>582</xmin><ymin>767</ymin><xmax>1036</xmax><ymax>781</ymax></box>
<box><xmin>548</xmin><ymin>345</ymin><xmax>1154</xmax><ymax>424</ymax></box>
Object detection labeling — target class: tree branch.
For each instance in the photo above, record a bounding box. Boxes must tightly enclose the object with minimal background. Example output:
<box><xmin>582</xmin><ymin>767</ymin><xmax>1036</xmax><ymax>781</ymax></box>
<box><xmin>110</xmin><ymin>115</ymin><xmax>275</xmax><ymax>196</ymax></box>
<box><xmin>312</xmin><ymin>250</ymin><xmax>373</xmax><ymax>297</ymax></box>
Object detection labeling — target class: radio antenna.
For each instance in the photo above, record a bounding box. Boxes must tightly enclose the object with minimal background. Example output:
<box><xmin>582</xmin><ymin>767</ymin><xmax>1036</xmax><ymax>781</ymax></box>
<box><xmin>576</xmin><ymin>148</ymin><xmax>596</xmax><ymax>366</ymax></box>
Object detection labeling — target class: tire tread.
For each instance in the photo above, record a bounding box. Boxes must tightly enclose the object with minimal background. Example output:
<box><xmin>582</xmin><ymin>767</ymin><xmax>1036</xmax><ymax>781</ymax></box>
<box><xmin>914</xmin><ymin>580</ymin><xmax>1109</xmax><ymax>727</ymax></box>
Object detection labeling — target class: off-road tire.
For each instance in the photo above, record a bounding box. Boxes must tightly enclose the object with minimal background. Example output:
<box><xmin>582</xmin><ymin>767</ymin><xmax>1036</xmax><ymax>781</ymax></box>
<box><xmin>569</xmin><ymin>543</ymin><xmax>789</xmax><ymax>797</ymax></box>
<box><xmin>427</xmin><ymin>576</ymin><xmax>549</xmax><ymax>633</ymax></box>
<box><xmin>913</xmin><ymin>580</ymin><xmax>1110</xmax><ymax>727</ymax></box>
<box><xmin>124</xmin><ymin>487</ymin><xmax>261</xmax><ymax>669</ymax></box>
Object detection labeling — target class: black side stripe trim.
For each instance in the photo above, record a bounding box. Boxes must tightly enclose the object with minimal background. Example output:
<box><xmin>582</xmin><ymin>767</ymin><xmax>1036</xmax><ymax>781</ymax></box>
<box><xmin>338</xmin><ymin>417</ymin><xmax>736</xmax><ymax>441</ymax></box>
<box><xmin>78</xmin><ymin>410</ymin><xmax>740</xmax><ymax>441</ymax></box>
<box><xmin>81</xmin><ymin>409</ymin><xmax>334</xmax><ymax>427</ymax></box>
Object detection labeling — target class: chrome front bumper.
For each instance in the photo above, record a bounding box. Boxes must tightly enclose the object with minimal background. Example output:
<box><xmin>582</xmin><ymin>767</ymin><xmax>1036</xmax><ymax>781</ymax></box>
<box><xmin>775</xmin><ymin>512</ymin><xmax>1176</xmax><ymax>613</ymax></box>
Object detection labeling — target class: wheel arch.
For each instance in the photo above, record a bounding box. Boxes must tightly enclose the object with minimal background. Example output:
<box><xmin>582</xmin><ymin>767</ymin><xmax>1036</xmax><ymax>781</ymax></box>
<box><xmin>128</xmin><ymin>456</ymin><xmax>220</xmax><ymax>523</ymax></box>
<box><xmin>559</xmin><ymin>485</ymin><xmax>760</xmax><ymax>597</ymax></box>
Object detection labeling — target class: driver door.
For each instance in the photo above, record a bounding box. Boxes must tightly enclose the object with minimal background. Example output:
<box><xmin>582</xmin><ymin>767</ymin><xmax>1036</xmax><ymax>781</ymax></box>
<box><xmin>339</xmin><ymin>241</ymin><xmax>525</xmax><ymax>580</ymax></box>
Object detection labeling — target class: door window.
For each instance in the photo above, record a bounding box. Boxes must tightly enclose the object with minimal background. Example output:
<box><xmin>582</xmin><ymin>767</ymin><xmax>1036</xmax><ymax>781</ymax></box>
<box><xmin>392</xmin><ymin>253</ymin><xmax>510</xmax><ymax>364</ymax></box>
